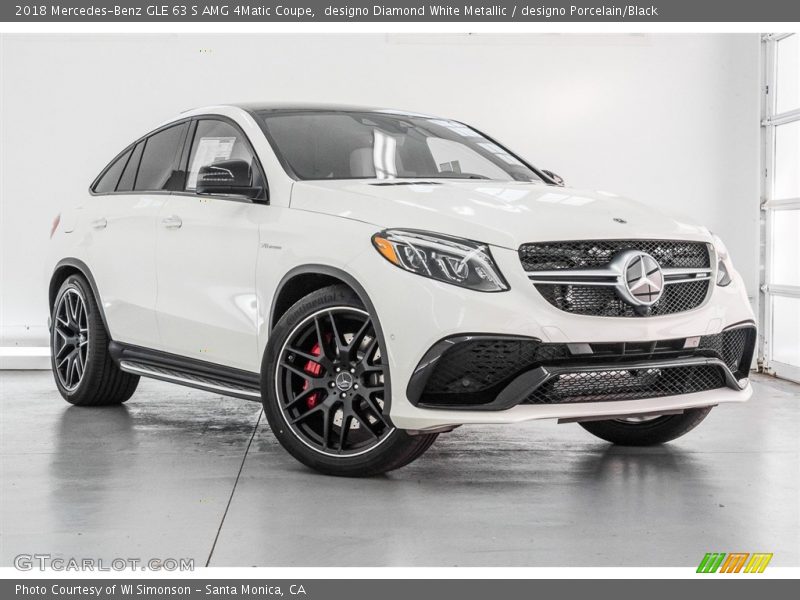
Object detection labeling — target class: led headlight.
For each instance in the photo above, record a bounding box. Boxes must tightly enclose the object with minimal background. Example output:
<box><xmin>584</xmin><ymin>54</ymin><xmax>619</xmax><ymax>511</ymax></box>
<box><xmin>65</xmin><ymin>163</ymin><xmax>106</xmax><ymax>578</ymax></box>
<box><xmin>371</xmin><ymin>229</ymin><xmax>509</xmax><ymax>292</ymax></box>
<box><xmin>712</xmin><ymin>233</ymin><xmax>733</xmax><ymax>287</ymax></box>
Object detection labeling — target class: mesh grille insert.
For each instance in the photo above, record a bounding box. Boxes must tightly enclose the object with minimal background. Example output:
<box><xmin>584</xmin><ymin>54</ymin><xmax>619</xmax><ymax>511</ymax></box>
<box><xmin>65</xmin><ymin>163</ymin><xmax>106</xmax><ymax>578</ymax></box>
<box><xmin>534</xmin><ymin>279</ymin><xmax>709</xmax><ymax>317</ymax></box>
<box><xmin>422</xmin><ymin>339</ymin><xmax>566</xmax><ymax>396</ymax></box>
<box><xmin>525</xmin><ymin>365</ymin><xmax>727</xmax><ymax>405</ymax></box>
<box><xmin>519</xmin><ymin>240</ymin><xmax>711</xmax><ymax>271</ymax></box>
<box><xmin>697</xmin><ymin>326</ymin><xmax>752</xmax><ymax>377</ymax></box>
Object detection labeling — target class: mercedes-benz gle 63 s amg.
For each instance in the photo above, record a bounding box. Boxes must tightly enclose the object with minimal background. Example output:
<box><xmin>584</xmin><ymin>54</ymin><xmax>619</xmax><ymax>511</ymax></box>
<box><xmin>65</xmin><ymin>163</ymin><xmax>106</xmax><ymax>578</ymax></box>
<box><xmin>46</xmin><ymin>104</ymin><xmax>756</xmax><ymax>476</ymax></box>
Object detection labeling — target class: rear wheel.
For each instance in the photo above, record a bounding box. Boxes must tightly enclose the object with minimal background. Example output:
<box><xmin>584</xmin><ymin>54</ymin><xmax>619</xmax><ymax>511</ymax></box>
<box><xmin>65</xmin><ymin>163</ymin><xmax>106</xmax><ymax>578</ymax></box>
<box><xmin>579</xmin><ymin>407</ymin><xmax>713</xmax><ymax>445</ymax></box>
<box><xmin>50</xmin><ymin>274</ymin><xmax>139</xmax><ymax>406</ymax></box>
<box><xmin>262</xmin><ymin>284</ymin><xmax>437</xmax><ymax>477</ymax></box>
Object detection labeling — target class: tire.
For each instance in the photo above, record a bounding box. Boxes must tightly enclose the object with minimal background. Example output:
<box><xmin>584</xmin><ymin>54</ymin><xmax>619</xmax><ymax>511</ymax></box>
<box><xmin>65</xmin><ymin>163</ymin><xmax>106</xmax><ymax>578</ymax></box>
<box><xmin>579</xmin><ymin>407</ymin><xmax>713</xmax><ymax>446</ymax></box>
<box><xmin>50</xmin><ymin>274</ymin><xmax>139</xmax><ymax>406</ymax></box>
<box><xmin>262</xmin><ymin>284</ymin><xmax>437</xmax><ymax>477</ymax></box>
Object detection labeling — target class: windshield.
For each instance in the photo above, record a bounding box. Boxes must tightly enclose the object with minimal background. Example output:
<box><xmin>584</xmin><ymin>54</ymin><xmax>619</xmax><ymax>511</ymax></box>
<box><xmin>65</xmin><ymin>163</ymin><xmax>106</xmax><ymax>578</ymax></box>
<box><xmin>256</xmin><ymin>110</ymin><xmax>544</xmax><ymax>182</ymax></box>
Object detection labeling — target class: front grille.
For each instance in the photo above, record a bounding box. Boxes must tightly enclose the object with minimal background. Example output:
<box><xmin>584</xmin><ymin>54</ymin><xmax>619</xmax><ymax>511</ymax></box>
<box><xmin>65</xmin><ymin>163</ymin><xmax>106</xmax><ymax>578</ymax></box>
<box><xmin>534</xmin><ymin>279</ymin><xmax>709</xmax><ymax>317</ymax></box>
<box><xmin>524</xmin><ymin>365</ymin><xmax>726</xmax><ymax>405</ymax></box>
<box><xmin>519</xmin><ymin>240</ymin><xmax>711</xmax><ymax>271</ymax></box>
<box><xmin>519</xmin><ymin>239</ymin><xmax>713</xmax><ymax>317</ymax></box>
<box><xmin>415</xmin><ymin>326</ymin><xmax>754</xmax><ymax>408</ymax></box>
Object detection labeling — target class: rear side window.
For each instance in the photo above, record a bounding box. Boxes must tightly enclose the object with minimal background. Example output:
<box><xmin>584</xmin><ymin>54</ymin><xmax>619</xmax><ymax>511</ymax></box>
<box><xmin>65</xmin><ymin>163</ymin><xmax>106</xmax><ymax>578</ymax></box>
<box><xmin>134</xmin><ymin>122</ymin><xmax>189</xmax><ymax>192</ymax></box>
<box><xmin>93</xmin><ymin>148</ymin><xmax>132</xmax><ymax>193</ymax></box>
<box><xmin>185</xmin><ymin>120</ymin><xmax>261</xmax><ymax>192</ymax></box>
<box><xmin>117</xmin><ymin>142</ymin><xmax>144</xmax><ymax>192</ymax></box>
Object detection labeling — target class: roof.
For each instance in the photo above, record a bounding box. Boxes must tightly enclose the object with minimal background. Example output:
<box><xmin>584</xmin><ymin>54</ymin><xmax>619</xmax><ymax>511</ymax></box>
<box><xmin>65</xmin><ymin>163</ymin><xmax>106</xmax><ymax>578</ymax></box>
<box><xmin>232</xmin><ymin>102</ymin><xmax>435</xmax><ymax>117</ymax></box>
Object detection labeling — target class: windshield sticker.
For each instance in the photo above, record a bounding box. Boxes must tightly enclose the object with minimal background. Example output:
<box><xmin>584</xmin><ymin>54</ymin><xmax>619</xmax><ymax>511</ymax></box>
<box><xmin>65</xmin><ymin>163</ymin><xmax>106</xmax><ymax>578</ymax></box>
<box><xmin>439</xmin><ymin>160</ymin><xmax>462</xmax><ymax>173</ymax></box>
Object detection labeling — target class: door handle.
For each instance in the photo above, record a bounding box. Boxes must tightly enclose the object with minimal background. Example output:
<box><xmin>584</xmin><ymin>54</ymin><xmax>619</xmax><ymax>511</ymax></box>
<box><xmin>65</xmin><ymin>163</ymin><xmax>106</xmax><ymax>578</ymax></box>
<box><xmin>91</xmin><ymin>217</ymin><xmax>107</xmax><ymax>229</ymax></box>
<box><xmin>161</xmin><ymin>215</ymin><xmax>182</xmax><ymax>229</ymax></box>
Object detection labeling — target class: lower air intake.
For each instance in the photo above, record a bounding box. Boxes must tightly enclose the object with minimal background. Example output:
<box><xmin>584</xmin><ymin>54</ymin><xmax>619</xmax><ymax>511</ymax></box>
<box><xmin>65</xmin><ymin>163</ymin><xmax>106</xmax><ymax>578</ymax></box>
<box><xmin>525</xmin><ymin>364</ymin><xmax>727</xmax><ymax>405</ymax></box>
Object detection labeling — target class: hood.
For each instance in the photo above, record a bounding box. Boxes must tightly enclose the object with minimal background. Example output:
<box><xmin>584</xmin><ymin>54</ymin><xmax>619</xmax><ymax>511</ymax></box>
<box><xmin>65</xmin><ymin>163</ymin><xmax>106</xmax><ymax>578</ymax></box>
<box><xmin>289</xmin><ymin>179</ymin><xmax>711</xmax><ymax>249</ymax></box>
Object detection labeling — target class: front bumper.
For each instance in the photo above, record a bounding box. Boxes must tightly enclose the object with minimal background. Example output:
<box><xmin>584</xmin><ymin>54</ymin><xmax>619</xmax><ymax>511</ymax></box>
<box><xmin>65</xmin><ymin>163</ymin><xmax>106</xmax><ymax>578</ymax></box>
<box><xmin>408</xmin><ymin>326</ymin><xmax>754</xmax><ymax>409</ymax></box>
<box><xmin>395</xmin><ymin>383</ymin><xmax>753</xmax><ymax>430</ymax></box>
<box><xmin>346</xmin><ymin>244</ymin><xmax>757</xmax><ymax>430</ymax></box>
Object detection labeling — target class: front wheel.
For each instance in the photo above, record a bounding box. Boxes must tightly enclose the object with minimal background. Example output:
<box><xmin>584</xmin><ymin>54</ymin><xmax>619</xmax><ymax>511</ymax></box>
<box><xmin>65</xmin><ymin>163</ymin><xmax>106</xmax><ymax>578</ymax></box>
<box><xmin>262</xmin><ymin>284</ymin><xmax>437</xmax><ymax>477</ymax></box>
<box><xmin>579</xmin><ymin>407</ymin><xmax>713</xmax><ymax>446</ymax></box>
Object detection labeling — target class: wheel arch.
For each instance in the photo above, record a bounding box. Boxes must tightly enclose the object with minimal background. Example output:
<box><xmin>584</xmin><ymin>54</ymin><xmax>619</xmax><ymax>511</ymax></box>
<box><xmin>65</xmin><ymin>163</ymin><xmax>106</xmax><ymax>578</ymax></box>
<box><xmin>269</xmin><ymin>265</ymin><xmax>380</xmax><ymax>332</ymax></box>
<box><xmin>267</xmin><ymin>264</ymin><xmax>393</xmax><ymax>418</ymax></box>
<box><xmin>49</xmin><ymin>258</ymin><xmax>111</xmax><ymax>335</ymax></box>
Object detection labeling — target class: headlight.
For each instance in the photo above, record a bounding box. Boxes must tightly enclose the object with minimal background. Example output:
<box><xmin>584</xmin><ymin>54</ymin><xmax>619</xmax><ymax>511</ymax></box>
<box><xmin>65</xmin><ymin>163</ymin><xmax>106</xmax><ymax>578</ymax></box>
<box><xmin>371</xmin><ymin>229</ymin><xmax>509</xmax><ymax>292</ymax></box>
<box><xmin>712</xmin><ymin>233</ymin><xmax>733</xmax><ymax>287</ymax></box>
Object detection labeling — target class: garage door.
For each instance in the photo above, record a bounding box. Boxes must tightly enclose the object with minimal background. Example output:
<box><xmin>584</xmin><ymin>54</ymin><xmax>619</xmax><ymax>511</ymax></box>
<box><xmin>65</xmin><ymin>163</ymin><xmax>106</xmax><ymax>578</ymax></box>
<box><xmin>762</xmin><ymin>33</ymin><xmax>800</xmax><ymax>383</ymax></box>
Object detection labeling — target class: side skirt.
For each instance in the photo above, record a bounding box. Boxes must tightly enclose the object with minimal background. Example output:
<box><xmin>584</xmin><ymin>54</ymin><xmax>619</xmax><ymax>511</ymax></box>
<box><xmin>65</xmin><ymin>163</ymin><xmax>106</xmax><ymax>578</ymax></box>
<box><xmin>109</xmin><ymin>342</ymin><xmax>262</xmax><ymax>402</ymax></box>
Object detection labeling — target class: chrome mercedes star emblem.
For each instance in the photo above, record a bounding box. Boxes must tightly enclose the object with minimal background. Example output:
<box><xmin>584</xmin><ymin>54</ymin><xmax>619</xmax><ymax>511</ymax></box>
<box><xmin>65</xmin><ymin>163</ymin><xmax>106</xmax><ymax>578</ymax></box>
<box><xmin>335</xmin><ymin>371</ymin><xmax>355</xmax><ymax>391</ymax></box>
<box><xmin>620</xmin><ymin>252</ymin><xmax>664</xmax><ymax>306</ymax></box>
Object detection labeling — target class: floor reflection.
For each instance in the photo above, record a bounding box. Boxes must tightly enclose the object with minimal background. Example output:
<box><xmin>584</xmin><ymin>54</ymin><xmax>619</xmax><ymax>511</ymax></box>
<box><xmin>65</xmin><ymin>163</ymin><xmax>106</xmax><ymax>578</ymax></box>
<box><xmin>0</xmin><ymin>370</ymin><xmax>794</xmax><ymax>567</ymax></box>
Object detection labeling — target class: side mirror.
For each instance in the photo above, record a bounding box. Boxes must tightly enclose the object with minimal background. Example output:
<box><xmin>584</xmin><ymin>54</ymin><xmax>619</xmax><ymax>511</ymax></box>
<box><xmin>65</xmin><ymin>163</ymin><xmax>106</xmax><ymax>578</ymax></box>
<box><xmin>196</xmin><ymin>159</ymin><xmax>261</xmax><ymax>199</ymax></box>
<box><xmin>542</xmin><ymin>169</ymin><xmax>565</xmax><ymax>186</ymax></box>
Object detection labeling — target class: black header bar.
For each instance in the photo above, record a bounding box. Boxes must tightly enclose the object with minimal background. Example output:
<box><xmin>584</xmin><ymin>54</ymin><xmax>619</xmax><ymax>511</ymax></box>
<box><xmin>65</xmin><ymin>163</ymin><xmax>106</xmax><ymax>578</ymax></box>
<box><xmin>2</xmin><ymin>578</ymin><xmax>797</xmax><ymax>600</ymax></box>
<box><xmin>4</xmin><ymin>1</ymin><xmax>800</xmax><ymax>22</ymax></box>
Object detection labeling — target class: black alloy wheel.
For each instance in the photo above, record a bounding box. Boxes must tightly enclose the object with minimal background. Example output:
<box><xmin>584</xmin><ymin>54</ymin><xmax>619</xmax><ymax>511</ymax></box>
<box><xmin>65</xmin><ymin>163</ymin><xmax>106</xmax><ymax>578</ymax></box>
<box><xmin>275</xmin><ymin>306</ymin><xmax>394</xmax><ymax>456</ymax></box>
<box><xmin>263</xmin><ymin>284</ymin><xmax>438</xmax><ymax>477</ymax></box>
<box><xmin>50</xmin><ymin>274</ymin><xmax>139</xmax><ymax>406</ymax></box>
<box><xmin>52</xmin><ymin>287</ymin><xmax>90</xmax><ymax>391</ymax></box>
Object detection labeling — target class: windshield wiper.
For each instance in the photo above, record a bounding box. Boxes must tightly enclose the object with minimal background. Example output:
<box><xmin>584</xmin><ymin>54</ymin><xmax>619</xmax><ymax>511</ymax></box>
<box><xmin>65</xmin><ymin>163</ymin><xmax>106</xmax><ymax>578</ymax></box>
<box><xmin>426</xmin><ymin>173</ymin><xmax>491</xmax><ymax>180</ymax></box>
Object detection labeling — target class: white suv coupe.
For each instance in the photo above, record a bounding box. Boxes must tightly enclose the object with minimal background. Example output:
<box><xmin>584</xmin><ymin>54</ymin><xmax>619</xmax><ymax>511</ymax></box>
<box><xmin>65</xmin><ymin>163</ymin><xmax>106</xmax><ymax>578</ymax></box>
<box><xmin>47</xmin><ymin>104</ymin><xmax>756</xmax><ymax>476</ymax></box>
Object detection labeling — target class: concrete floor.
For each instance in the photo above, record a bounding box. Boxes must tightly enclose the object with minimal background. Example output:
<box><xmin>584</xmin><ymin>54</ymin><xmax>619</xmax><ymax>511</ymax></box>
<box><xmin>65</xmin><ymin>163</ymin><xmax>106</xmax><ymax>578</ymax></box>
<box><xmin>1</xmin><ymin>370</ymin><xmax>798</xmax><ymax>567</ymax></box>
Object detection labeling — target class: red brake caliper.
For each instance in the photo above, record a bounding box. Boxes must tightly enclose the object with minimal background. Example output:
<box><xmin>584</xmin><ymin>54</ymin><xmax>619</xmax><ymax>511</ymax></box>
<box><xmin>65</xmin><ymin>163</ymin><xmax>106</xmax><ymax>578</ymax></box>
<box><xmin>302</xmin><ymin>343</ymin><xmax>323</xmax><ymax>408</ymax></box>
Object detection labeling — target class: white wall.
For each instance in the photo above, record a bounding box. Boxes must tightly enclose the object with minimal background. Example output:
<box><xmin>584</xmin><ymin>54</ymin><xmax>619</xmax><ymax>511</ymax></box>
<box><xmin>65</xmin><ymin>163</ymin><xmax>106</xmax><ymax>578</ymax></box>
<box><xmin>0</xmin><ymin>33</ymin><xmax>761</xmax><ymax>349</ymax></box>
